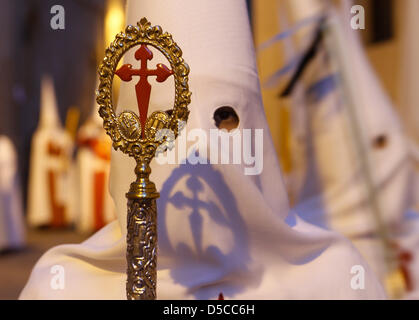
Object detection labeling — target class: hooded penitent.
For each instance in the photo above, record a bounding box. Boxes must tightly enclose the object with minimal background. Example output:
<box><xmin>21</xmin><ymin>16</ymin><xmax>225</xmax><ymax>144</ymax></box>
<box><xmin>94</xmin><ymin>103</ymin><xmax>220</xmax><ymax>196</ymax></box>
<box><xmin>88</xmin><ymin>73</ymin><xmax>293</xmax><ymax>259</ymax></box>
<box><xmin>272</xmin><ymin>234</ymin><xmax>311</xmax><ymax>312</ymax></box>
<box><xmin>74</xmin><ymin>82</ymin><xmax>116</xmax><ymax>233</ymax></box>
<box><xmin>0</xmin><ymin>136</ymin><xmax>25</xmax><ymax>251</ymax></box>
<box><xmin>20</xmin><ymin>0</ymin><xmax>386</xmax><ymax>299</ymax></box>
<box><xmin>283</xmin><ymin>0</ymin><xmax>419</xmax><ymax>298</ymax></box>
<box><xmin>27</xmin><ymin>76</ymin><xmax>74</xmax><ymax>228</ymax></box>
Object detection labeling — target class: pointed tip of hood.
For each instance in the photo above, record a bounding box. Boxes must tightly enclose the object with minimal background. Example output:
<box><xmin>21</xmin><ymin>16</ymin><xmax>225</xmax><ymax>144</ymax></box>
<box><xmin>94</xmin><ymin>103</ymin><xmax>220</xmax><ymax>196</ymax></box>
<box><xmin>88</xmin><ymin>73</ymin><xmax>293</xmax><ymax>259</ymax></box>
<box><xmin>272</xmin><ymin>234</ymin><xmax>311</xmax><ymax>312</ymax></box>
<box><xmin>38</xmin><ymin>75</ymin><xmax>62</xmax><ymax>129</ymax></box>
<box><xmin>285</xmin><ymin>0</ymin><xmax>325</xmax><ymax>23</ymax></box>
<box><xmin>82</xmin><ymin>77</ymin><xmax>103</xmax><ymax>128</ymax></box>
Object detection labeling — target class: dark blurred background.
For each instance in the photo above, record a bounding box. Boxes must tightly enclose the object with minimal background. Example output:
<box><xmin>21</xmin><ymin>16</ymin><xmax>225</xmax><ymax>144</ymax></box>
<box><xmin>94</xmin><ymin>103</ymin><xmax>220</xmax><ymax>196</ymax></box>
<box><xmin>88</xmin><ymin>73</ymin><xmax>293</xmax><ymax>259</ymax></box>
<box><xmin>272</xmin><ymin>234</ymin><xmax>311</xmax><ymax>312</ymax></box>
<box><xmin>0</xmin><ymin>0</ymin><xmax>106</xmax><ymax>206</ymax></box>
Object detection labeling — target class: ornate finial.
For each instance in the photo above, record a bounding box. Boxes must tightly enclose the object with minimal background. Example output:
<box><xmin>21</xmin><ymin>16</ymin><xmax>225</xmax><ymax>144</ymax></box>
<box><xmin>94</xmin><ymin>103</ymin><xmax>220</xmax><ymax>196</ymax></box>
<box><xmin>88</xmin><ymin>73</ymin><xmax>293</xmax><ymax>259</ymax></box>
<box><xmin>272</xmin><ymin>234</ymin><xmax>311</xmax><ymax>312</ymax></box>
<box><xmin>97</xmin><ymin>17</ymin><xmax>191</xmax><ymax>300</ymax></box>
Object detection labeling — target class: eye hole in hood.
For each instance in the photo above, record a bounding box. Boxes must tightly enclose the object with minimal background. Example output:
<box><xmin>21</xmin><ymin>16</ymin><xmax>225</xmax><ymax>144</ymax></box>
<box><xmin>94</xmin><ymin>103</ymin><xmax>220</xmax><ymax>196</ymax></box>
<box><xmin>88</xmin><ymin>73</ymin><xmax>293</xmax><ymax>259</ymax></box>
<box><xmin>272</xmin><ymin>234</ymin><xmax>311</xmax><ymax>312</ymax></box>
<box><xmin>213</xmin><ymin>106</ymin><xmax>240</xmax><ymax>131</ymax></box>
<box><xmin>372</xmin><ymin>134</ymin><xmax>389</xmax><ymax>150</ymax></box>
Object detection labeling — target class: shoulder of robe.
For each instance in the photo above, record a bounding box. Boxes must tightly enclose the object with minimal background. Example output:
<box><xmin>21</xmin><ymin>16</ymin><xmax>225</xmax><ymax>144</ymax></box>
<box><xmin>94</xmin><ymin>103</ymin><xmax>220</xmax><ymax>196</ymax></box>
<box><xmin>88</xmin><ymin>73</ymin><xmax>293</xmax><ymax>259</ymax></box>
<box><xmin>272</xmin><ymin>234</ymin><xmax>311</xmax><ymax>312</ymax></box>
<box><xmin>324</xmin><ymin>237</ymin><xmax>388</xmax><ymax>299</ymax></box>
<box><xmin>289</xmin><ymin>217</ymin><xmax>388</xmax><ymax>299</ymax></box>
<box><xmin>19</xmin><ymin>221</ymin><xmax>125</xmax><ymax>300</ymax></box>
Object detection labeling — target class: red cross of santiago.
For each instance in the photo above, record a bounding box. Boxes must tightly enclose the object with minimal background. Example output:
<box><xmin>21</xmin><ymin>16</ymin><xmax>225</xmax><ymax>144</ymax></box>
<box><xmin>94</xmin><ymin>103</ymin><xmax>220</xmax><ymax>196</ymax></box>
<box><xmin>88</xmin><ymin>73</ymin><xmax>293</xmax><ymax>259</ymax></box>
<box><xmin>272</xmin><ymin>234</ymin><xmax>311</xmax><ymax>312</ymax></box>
<box><xmin>115</xmin><ymin>44</ymin><xmax>173</xmax><ymax>138</ymax></box>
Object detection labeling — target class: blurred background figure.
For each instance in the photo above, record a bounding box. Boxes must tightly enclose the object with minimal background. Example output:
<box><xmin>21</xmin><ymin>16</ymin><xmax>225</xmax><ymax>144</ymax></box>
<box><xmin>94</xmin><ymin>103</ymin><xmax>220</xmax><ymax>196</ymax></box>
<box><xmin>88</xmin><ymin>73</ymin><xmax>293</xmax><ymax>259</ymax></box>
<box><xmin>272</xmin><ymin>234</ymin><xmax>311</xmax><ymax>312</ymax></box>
<box><xmin>255</xmin><ymin>0</ymin><xmax>419</xmax><ymax>299</ymax></box>
<box><xmin>75</xmin><ymin>83</ymin><xmax>116</xmax><ymax>233</ymax></box>
<box><xmin>0</xmin><ymin>136</ymin><xmax>25</xmax><ymax>252</ymax></box>
<box><xmin>27</xmin><ymin>75</ymin><xmax>74</xmax><ymax>228</ymax></box>
<box><xmin>72</xmin><ymin>0</ymin><xmax>124</xmax><ymax>233</ymax></box>
<box><xmin>0</xmin><ymin>0</ymin><xmax>124</xmax><ymax>299</ymax></box>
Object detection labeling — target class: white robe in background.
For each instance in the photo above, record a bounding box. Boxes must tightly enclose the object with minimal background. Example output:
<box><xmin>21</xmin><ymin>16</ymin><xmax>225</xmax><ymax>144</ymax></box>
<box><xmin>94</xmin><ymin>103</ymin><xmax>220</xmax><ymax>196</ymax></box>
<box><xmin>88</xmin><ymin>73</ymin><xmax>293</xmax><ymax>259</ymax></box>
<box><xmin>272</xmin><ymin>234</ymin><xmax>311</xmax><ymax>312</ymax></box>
<box><xmin>75</xmin><ymin>107</ymin><xmax>116</xmax><ymax>233</ymax></box>
<box><xmin>20</xmin><ymin>0</ymin><xmax>386</xmax><ymax>300</ymax></box>
<box><xmin>284</xmin><ymin>0</ymin><xmax>419</xmax><ymax>299</ymax></box>
<box><xmin>27</xmin><ymin>76</ymin><xmax>74</xmax><ymax>228</ymax></box>
<box><xmin>0</xmin><ymin>136</ymin><xmax>25</xmax><ymax>251</ymax></box>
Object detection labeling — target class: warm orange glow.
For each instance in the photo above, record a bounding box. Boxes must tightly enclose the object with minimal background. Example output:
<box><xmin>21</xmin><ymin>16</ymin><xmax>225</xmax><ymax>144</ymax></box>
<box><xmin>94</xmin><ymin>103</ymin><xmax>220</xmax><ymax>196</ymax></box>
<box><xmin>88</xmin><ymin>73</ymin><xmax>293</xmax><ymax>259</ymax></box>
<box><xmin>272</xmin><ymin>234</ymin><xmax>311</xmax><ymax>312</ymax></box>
<box><xmin>105</xmin><ymin>0</ymin><xmax>125</xmax><ymax>48</ymax></box>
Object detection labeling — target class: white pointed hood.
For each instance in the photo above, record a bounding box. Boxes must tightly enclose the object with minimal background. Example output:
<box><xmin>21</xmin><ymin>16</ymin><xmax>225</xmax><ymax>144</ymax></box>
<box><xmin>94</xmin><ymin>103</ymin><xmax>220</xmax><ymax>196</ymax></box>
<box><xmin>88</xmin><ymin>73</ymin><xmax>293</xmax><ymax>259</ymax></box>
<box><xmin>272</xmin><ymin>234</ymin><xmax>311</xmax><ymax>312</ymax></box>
<box><xmin>19</xmin><ymin>0</ymin><xmax>386</xmax><ymax>300</ymax></box>
<box><xmin>27</xmin><ymin>75</ymin><xmax>73</xmax><ymax>227</ymax></box>
<box><xmin>78</xmin><ymin>78</ymin><xmax>105</xmax><ymax>137</ymax></box>
<box><xmin>285</xmin><ymin>0</ymin><xmax>414</xmax><ymax>237</ymax></box>
<box><xmin>282</xmin><ymin>0</ymin><xmax>419</xmax><ymax>298</ymax></box>
<box><xmin>38</xmin><ymin>75</ymin><xmax>62</xmax><ymax>129</ymax></box>
<box><xmin>112</xmin><ymin>0</ymin><xmax>289</xmax><ymax>234</ymax></box>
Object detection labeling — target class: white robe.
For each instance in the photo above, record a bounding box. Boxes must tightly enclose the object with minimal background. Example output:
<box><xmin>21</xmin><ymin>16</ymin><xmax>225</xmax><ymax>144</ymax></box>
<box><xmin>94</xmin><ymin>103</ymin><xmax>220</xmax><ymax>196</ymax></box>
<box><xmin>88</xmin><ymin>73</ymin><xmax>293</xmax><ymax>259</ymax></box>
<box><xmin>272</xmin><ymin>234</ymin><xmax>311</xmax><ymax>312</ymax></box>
<box><xmin>75</xmin><ymin>112</ymin><xmax>116</xmax><ymax>233</ymax></box>
<box><xmin>20</xmin><ymin>0</ymin><xmax>386</xmax><ymax>300</ymax></box>
<box><xmin>284</xmin><ymin>0</ymin><xmax>419</xmax><ymax>298</ymax></box>
<box><xmin>27</xmin><ymin>76</ymin><xmax>74</xmax><ymax>228</ymax></box>
<box><xmin>0</xmin><ymin>136</ymin><xmax>25</xmax><ymax>251</ymax></box>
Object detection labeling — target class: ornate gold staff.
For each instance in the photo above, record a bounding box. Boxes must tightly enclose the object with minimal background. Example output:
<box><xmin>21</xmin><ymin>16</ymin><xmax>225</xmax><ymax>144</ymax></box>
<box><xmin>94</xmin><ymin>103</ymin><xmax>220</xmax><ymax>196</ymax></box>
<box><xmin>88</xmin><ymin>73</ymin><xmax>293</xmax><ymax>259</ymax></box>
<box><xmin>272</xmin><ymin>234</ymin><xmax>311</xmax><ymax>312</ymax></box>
<box><xmin>96</xmin><ymin>18</ymin><xmax>191</xmax><ymax>300</ymax></box>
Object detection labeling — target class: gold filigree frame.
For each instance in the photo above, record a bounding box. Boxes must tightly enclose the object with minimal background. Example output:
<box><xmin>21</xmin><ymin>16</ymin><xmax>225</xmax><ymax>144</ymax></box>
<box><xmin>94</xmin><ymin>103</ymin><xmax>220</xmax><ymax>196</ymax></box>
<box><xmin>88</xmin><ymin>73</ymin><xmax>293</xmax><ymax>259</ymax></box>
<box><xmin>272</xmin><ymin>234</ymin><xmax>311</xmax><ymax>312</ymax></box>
<box><xmin>96</xmin><ymin>17</ymin><xmax>191</xmax><ymax>164</ymax></box>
